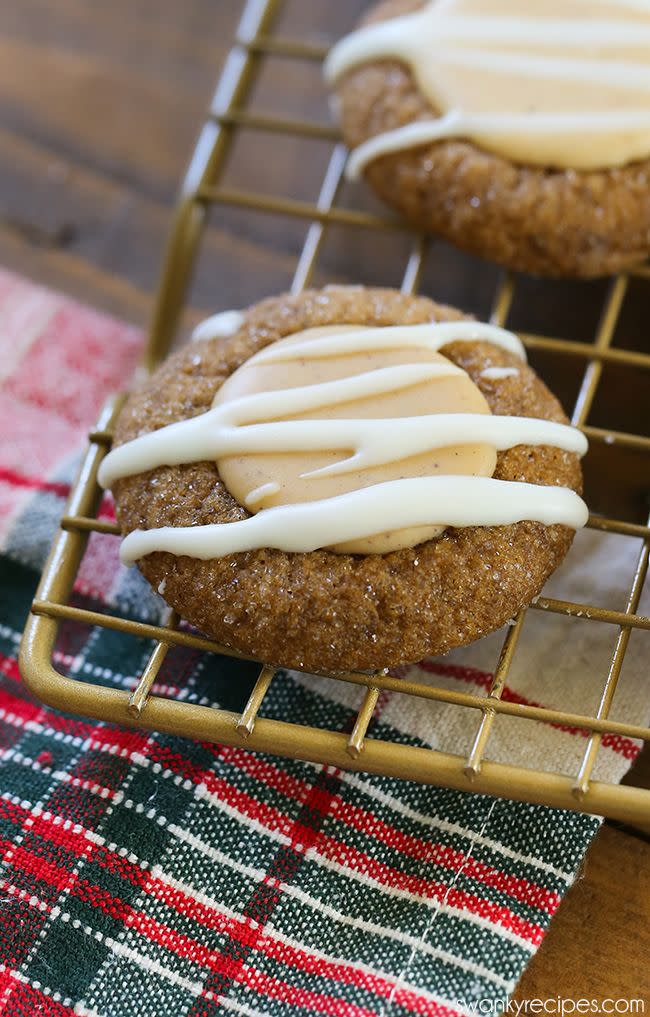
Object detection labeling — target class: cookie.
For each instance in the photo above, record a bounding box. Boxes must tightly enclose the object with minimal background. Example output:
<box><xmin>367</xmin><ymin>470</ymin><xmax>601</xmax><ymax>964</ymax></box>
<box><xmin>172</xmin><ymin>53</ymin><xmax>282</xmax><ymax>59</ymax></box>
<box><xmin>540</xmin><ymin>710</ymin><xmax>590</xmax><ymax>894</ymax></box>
<box><xmin>100</xmin><ymin>286</ymin><xmax>587</xmax><ymax>674</ymax></box>
<box><xmin>327</xmin><ymin>0</ymin><xmax>650</xmax><ymax>278</ymax></box>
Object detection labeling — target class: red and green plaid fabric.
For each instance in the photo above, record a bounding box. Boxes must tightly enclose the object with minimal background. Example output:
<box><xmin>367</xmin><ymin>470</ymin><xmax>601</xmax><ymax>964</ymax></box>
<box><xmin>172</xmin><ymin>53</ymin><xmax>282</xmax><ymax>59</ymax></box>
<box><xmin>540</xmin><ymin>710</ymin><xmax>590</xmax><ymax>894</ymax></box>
<box><xmin>0</xmin><ymin>268</ymin><xmax>604</xmax><ymax>1016</ymax></box>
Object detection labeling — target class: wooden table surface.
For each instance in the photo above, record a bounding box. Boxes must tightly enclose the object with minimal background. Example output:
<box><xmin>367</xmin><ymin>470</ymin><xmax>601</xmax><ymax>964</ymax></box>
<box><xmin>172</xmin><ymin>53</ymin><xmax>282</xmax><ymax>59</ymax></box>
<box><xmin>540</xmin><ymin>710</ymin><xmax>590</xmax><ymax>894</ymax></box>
<box><xmin>2</xmin><ymin>0</ymin><xmax>649</xmax><ymax>1007</ymax></box>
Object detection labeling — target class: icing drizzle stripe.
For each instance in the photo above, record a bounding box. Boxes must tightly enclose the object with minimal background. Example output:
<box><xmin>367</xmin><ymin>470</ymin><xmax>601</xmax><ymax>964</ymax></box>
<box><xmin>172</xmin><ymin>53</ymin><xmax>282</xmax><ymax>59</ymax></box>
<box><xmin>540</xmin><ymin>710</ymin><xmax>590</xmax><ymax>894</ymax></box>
<box><xmin>100</xmin><ymin>410</ymin><xmax>586</xmax><ymax>489</ymax></box>
<box><xmin>192</xmin><ymin>310</ymin><xmax>244</xmax><ymax>342</ymax></box>
<box><xmin>251</xmin><ymin>321</ymin><xmax>526</xmax><ymax>363</ymax></box>
<box><xmin>344</xmin><ymin>112</ymin><xmax>650</xmax><ymax>180</ymax></box>
<box><xmin>119</xmin><ymin>476</ymin><xmax>588</xmax><ymax>564</ymax></box>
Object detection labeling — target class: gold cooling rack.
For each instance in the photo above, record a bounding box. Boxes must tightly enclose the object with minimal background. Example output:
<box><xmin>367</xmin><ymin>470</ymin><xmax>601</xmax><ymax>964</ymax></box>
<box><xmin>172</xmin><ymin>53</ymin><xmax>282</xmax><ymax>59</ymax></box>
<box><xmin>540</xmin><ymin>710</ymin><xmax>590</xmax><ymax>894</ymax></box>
<box><xmin>19</xmin><ymin>0</ymin><xmax>650</xmax><ymax>826</ymax></box>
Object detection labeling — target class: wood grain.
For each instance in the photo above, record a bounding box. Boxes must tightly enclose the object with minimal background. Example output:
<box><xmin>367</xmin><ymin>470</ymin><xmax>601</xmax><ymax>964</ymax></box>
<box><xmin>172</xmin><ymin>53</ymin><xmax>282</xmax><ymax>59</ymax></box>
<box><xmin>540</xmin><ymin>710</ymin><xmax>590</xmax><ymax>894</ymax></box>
<box><xmin>1</xmin><ymin>0</ymin><xmax>649</xmax><ymax>1006</ymax></box>
<box><xmin>514</xmin><ymin>826</ymin><xmax>650</xmax><ymax>1004</ymax></box>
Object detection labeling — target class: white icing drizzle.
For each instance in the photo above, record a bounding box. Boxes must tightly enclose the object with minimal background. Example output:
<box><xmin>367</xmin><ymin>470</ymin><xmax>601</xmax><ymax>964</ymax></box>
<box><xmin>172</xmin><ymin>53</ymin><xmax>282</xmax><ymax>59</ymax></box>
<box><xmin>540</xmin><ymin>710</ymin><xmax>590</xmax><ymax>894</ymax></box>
<box><xmin>480</xmin><ymin>366</ymin><xmax>519</xmax><ymax>380</ymax></box>
<box><xmin>192</xmin><ymin>310</ymin><xmax>244</xmax><ymax>342</ymax></box>
<box><xmin>252</xmin><ymin>321</ymin><xmax>526</xmax><ymax>363</ymax></box>
<box><xmin>325</xmin><ymin>0</ymin><xmax>650</xmax><ymax>176</ymax></box>
<box><xmin>99</xmin><ymin>323</ymin><xmax>588</xmax><ymax>562</ymax></box>
<box><xmin>101</xmin><ymin>407</ymin><xmax>586</xmax><ymax>489</ymax></box>
<box><xmin>245</xmin><ymin>482</ymin><xmax>281</xmax><ymax>507</ymax></box>
<box><xmin>119</xmin><ymin>477</ymin><xmax>588</xmax><ymax>565</ymax></box>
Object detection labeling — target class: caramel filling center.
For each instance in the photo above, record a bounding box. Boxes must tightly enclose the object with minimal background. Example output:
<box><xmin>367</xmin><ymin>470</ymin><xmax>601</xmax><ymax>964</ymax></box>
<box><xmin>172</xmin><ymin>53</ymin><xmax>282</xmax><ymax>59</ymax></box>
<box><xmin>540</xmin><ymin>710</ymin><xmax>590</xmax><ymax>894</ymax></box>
<box><xmin>213</xmin><ymin>326</ymin><xmax>496</xmax><ymax>554</ymax></box>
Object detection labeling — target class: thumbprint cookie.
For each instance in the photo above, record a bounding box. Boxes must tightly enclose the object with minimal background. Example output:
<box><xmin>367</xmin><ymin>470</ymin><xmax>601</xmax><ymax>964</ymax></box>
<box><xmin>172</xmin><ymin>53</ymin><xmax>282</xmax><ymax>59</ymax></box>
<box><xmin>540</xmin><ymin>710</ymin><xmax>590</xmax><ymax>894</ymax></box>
<box><xmin>100</xmin><ymin>286</ymin><xmax>587</xmax><ymax>673</ymax></box>
<box><xmin>326</xmin><ymin>0</ymin><xmax>650</xmax><ymax>278</ymax></box>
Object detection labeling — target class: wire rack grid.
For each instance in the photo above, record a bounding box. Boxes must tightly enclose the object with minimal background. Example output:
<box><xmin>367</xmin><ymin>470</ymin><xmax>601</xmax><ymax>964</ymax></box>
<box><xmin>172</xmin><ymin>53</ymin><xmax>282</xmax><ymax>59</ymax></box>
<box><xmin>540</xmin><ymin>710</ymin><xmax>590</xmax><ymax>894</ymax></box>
<box><xmin>19</xmin><ymin>0</ymin><xmax>650</xmax><ymax>827</ymax></box>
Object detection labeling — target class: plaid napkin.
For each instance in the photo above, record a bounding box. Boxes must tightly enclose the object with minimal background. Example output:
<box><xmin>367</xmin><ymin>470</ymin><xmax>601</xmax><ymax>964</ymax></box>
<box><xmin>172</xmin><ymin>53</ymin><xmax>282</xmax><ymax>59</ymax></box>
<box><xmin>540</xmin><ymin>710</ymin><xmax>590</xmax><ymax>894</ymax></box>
<box><xmin>0</xmin><ymin>267</ymin><xmax>643</xmax><ymax>1017</ymax></box>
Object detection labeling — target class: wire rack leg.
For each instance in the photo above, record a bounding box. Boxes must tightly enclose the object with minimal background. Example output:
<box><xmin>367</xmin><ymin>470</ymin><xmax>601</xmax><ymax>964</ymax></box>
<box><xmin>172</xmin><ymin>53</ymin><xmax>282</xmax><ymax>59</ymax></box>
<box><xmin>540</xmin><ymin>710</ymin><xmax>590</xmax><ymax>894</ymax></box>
<box><xmin>145</xmin><ymin>0</ymin><xmax>284</xmax><ymax>369</ymax></box>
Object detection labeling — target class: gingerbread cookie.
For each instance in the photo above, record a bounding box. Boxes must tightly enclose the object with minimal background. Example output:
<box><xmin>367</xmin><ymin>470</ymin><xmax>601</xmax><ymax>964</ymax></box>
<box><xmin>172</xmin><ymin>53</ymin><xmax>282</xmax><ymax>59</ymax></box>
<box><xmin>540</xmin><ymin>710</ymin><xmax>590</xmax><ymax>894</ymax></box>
<box><xmin>100</xmin><ymin>286</ymin><xmax>587</xmax><ymax>673</ymax></box>
<box><xmin>326</xmin><ymin>0</ymin><xmax>650</xmax><ymax>277</ymax></box>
